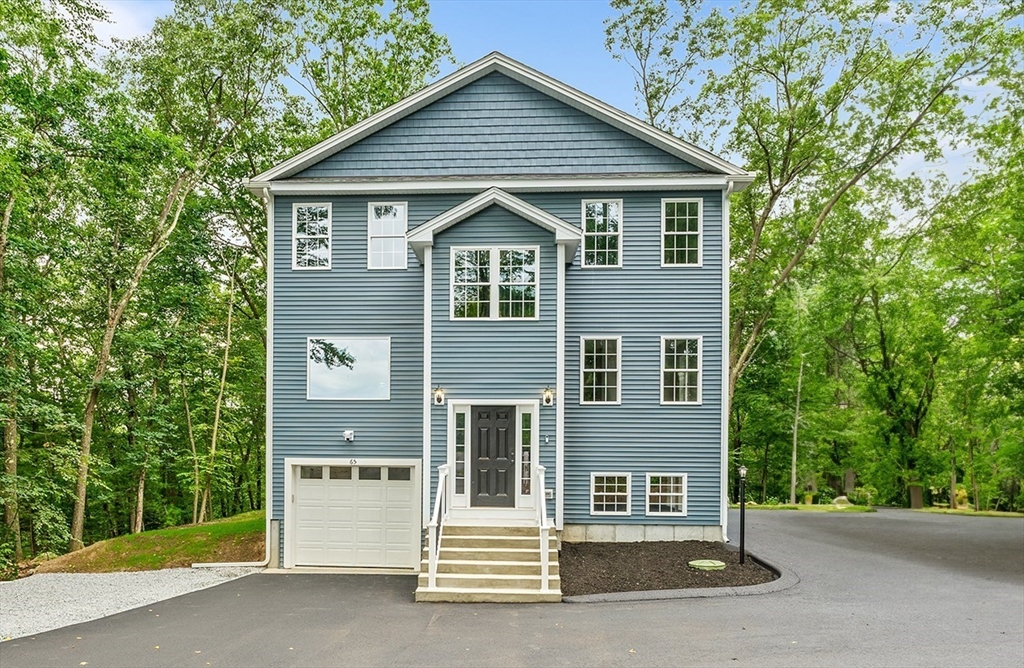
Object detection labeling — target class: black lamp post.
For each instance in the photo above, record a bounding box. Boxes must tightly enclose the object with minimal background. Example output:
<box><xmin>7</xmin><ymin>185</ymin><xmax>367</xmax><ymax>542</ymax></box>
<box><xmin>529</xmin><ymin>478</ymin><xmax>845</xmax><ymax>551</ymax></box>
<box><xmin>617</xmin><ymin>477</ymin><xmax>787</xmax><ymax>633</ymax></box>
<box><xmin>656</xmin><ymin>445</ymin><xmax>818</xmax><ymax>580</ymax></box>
<box><xmin>738</xmin><ymin>465</ymin><xmax>747</xmax><ymax>565</ymax></box>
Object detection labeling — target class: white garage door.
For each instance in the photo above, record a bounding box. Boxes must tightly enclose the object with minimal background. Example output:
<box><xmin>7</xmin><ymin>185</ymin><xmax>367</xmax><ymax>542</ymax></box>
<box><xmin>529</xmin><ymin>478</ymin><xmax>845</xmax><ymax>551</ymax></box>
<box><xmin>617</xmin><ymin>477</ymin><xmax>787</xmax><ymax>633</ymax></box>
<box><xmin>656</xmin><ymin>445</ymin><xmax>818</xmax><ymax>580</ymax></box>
<box><xmin>293</xmin><ymin>463</ymin><xmax>418</xmax><ymax>568</ymax></box>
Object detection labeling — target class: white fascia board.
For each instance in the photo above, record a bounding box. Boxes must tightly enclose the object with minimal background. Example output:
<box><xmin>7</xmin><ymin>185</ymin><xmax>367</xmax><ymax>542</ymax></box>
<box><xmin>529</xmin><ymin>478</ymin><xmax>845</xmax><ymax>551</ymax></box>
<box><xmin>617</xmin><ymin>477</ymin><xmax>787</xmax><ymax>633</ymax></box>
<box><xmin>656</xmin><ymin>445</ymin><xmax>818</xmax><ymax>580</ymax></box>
<box><xmin>247</xmin><ymin>174</ymin><xmax>750</xmax><ymax>197</ymax></box>
<box><xmin>407</xmin><ymin>187</ymin><xmax>581</xmax><ymax>262</ymax></box>
<box><xmin>249</xmin><ymin>52</ymin><xmax>753</xmax><ymax>185</ymax></box>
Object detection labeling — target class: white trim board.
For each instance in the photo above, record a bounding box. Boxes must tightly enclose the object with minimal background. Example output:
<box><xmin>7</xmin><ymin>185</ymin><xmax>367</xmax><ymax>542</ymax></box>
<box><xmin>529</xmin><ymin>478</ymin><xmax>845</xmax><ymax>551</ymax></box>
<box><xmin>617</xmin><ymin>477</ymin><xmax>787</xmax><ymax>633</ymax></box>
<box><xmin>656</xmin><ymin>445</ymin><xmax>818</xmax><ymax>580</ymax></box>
<box><xmin>249</xmin><ymin>52</ymin><xmax>752</xmax><ymax>185</ymax></box>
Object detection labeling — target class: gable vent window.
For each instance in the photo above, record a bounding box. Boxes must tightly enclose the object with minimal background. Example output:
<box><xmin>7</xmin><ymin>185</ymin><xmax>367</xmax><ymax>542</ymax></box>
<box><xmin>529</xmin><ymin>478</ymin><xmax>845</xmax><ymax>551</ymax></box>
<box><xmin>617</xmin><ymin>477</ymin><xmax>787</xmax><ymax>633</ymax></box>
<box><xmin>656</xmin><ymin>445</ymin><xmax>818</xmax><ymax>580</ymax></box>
<box><xmin>662</xmin><ymin>199</ymin><xmax>702</xmax><ymax>266</ymax></box>
<box><xmin>582</xmin><ymin>200</ymin><xmax>622</xmax><ymax>267</ymax></box>
<box><xmin>293</xmin><ymin>203</ymin><xmax>331</xmax><ymax>270</ymax></box>
<box><xmin>451</xmin><ymin>247</ymin><xmax>538</xmax><ymax>320</ymax></box>
<box><xmin>368</xmin><ymin>203</ymin><xmax>408</xmax><ymax>270</ymax></box>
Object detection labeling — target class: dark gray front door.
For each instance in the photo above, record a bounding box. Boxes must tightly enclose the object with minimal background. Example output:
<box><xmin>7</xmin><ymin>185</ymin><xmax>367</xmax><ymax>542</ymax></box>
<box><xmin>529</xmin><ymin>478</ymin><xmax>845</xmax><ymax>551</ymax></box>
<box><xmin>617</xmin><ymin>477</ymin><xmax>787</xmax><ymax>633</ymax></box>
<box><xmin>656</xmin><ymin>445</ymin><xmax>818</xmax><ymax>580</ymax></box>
<box><xmin>471</xmin><ymin>406</ymin><xmax>515</xmax><ymax>507</ymax></box>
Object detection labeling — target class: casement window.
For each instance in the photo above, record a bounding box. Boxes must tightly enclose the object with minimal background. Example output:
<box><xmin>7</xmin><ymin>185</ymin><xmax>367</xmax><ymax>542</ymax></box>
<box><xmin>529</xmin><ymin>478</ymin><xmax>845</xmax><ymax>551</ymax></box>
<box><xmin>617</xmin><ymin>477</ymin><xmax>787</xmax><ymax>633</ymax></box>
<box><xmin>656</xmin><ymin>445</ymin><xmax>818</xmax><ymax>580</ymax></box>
<box><xmin>451</xmin><ymin>247</ymin><xmax>538</xmax><ymax>319</ymax></box>
<box><xmin>590</xmin><ymin>473</ymin><xmax>631</xmax><ymax>515</ymax></box>
<box><xmin>646</xmin><ymin>473</ymin><xmax>687</xmax><ymax>516</ymax></box>
<box><xmin>293</xmin><ymin>203</ymin><xmax>331</xmax><ymax>269</ymax></box>
<box><xmin>580</xmin><ymin>337</ymin><xmax>621</xmax><ymax>404</ymax></box>
<box><xmin>368</xmin><ymin>203</ymin><xmax>408</xmax><ymax>269</ymax></box>
<box><xmin>661</xmin><ymin>336</ymin><xmax>702</xmax><ymax>404</ymax></box>
<box><xmin>581</xmin><ymin>200</ymin><xmax>622</xmax><ymax>267</ymax></box>
<box><xmin>662</xmin><ymin>199</ymin><xmax>702</xmax><ymax>266</ymax></box>
<box><xmin>306</xmin><ymin>336</ymin><xmax>391</xmax><ymax>400</ymax></box>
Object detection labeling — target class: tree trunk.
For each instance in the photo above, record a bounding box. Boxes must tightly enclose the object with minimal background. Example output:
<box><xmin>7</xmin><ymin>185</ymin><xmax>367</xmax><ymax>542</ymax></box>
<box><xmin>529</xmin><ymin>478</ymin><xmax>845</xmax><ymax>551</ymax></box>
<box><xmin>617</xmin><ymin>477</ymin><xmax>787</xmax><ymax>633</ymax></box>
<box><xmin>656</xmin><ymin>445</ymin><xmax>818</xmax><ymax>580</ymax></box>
<box><xmin>68</xmin><ymin>173</ymin><xmax>191</xmax><ymax>551</ymax></box>
<box><xmin>968</xmin><ymin>437</ymin><xmax>980</xmax><ymax>511</ymax></box>
<box><xmin>3</xmin><ymin>392</ymin><xmax>21</xmax><ymax>560</ymax></box>
<box><xmin>790</xmin><ymin>356</ymin><xmax>805</xmax><ymax>504</ymax></box>
<box><xmin>949</xmin><ymin>448</ymin><xmax>957</xmax><ymax>510</ymax></box>
<box><xmin>181</xmin><ymin>379</ymin><xmax>201</xmax><ymax>524</ymax></box>
<box><xmin>198</xmin><ymin>270</ymin><xmax>235</xmax><ymax>523</ymax></box>
<box><xmin>132</xmin><ymin>466</ymin><xmax>146</xmax><ymax>533</ymax></box>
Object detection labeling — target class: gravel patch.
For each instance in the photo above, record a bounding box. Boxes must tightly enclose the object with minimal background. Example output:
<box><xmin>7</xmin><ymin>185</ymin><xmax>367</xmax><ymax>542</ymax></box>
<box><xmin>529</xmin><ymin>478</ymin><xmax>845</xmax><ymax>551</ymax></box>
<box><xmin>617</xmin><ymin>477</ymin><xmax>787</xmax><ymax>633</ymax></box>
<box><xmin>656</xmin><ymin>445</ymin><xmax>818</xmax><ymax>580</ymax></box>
<box><xmin>0</xmin><ymin>567</ymin><xmax>260</xmax><ymax>640</ymax></box>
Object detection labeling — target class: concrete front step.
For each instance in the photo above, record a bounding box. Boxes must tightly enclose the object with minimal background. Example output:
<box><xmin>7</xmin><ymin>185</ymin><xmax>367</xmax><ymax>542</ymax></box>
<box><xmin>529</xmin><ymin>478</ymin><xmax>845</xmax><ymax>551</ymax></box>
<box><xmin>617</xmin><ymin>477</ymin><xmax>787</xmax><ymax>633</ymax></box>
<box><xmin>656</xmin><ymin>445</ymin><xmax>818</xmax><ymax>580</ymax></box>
<box><xmin>417</xmin><ymin>572</ymin><xmax>561</xmax><ymax>590</ymax></box>
<box><xmin>443</xmin><ymin>525</ymin><xmax>542</xmax><ymax>537</ymax></box>
<box><xmin>420</xmin><ymin>559</ymin><xmax>560</xmax><ymax>576</ymax></box>
<box><xmin>415</xmin><ymin>588</ymin><xmax>562</xmax><ymax>603</ymax></box>
<box><xmin>422</xmin><ymin>547</ymin><xmax>559</xmax><ymax>562</ymax></box>
<box><xmin>441</xmin><ymin>535</ymin><xmax>557</xmax><ymax>550</ymax></box>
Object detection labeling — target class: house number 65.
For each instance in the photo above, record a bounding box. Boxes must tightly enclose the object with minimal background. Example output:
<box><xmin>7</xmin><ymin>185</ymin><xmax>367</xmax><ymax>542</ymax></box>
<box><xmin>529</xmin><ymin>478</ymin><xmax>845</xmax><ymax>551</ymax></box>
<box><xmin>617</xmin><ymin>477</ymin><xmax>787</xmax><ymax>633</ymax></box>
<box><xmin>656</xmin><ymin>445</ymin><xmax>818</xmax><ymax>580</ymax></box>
<box><xmin>350</xmin><ymin>459</ymin><xmax>357</xmax><ymax>465</ymax></box>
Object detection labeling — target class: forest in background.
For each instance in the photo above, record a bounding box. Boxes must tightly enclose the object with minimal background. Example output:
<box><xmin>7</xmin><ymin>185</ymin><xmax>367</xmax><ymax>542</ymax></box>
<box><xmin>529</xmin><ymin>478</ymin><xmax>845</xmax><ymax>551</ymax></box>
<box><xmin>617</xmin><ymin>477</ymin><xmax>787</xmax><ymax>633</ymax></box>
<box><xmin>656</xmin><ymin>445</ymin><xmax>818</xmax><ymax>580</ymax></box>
<box><xmin>1</xmin><ymin>0</ymin><xmax>1020</xmax><ymax>575</ymax></box>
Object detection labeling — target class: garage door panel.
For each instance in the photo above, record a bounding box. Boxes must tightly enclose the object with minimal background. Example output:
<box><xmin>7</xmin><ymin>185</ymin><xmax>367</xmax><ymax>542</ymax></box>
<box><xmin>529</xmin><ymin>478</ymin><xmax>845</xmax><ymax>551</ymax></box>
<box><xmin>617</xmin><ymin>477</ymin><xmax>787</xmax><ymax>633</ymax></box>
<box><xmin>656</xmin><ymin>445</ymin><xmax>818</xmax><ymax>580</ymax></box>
<box><xmin>293</xmin><ymin>463</ymin><xmax>419</xmax><ymax>568</ymax></box>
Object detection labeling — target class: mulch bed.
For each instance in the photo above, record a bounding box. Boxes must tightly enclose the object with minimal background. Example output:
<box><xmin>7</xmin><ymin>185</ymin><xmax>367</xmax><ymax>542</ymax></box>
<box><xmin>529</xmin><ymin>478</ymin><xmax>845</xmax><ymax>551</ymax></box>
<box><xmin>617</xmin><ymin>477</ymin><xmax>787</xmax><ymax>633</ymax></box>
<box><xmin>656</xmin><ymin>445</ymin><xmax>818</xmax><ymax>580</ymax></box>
<box><xmin>559</xmin><ymin>541</ymin><xmax>777</xmax><ymax>597</ymax></box>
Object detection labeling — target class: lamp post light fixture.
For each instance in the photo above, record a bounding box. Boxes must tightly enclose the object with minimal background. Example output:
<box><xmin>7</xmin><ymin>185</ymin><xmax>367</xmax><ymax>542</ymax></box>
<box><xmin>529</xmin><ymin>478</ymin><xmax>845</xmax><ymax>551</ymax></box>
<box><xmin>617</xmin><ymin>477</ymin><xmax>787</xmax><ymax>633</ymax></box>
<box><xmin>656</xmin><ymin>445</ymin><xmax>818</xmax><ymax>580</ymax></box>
<box><xmin>738</xmin><ymin>465</ymin><xmax>748</xmax><ymax>565</ymax></box>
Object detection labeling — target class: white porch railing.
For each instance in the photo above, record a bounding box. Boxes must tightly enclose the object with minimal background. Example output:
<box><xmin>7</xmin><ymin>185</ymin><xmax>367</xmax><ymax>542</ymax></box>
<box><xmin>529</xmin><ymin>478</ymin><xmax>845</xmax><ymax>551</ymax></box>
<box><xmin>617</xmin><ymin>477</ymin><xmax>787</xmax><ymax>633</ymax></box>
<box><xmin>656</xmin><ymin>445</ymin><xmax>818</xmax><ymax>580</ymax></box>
<box><xmin>534</xmin><ymin>464</ymin><xmax>551</xmax><ymax>591</ymax></box>
<box><xmin>426</xmin><ymin>464</ymin><xmax>450</xmax><ymax>589</ymax></box>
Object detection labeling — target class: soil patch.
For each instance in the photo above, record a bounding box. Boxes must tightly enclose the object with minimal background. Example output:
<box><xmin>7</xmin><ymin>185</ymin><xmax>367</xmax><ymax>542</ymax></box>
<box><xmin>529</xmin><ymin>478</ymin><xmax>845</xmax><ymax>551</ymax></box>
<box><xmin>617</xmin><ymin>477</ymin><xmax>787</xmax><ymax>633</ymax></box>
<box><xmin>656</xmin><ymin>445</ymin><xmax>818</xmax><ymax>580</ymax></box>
<box><xmin>559</xmin><ymin>541</ymin><xmax>777</xmax><ymax>597</ymax></box>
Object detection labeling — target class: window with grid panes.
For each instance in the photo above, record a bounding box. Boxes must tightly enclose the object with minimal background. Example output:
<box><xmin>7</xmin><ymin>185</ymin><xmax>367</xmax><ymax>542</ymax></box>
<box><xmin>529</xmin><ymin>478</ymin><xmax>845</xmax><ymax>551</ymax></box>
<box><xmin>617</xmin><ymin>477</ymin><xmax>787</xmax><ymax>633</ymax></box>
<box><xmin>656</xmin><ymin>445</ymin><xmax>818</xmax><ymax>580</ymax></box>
<box><xmin>452</xmin><ymin>247</ymin><xmax>537</xmax><ymax>319</ymax></box>
<box><xmin>581</xmin><ymin>337</ymin><xmax>620</xmax><ymax>403</ymax></box>
<box><xmin>368</xmin><ymin>203</ymin><xmax>407</xmax><ymax>269</ymax></box>
<box><xmin>591</xmin><ymin>473</ymin><xmax>630</xmax><ymax>515</ymax></box>
<box><xmin>646</xmin><ymin>474</ymin><xmax>687</xmax><ymax>515</ymax></box>
<box><xmin>293</xmin><ymin>204</ymin><xmax>331</xmax><ymax>269</ymax></box>
<box><xmin>662</xmin><ymin>337</ymin><xmax>701</xmax><ymax>404</ymax></box>
<box><xmin>582</xmin><ymin>200</ymin><xmax>621</xmax><ymax>267</ymax></box>
<box><xmin>521</xmin><ymin>412</ymin><xmax>532</xmax><ymax>495</ymax></box>
<box><xmin>662</xmin><ymin>199</ymin><xmax>701</xmax><ymax>265</ymax></box>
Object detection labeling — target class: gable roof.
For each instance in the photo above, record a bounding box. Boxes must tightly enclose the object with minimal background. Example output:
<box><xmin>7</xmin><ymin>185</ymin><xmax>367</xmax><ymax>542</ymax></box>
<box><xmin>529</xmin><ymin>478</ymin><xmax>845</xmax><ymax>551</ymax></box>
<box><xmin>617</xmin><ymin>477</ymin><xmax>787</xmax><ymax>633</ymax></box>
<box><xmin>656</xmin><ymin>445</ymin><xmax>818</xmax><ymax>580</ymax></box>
<box><xmin>407</xmin><ymin>187</ymin><xmax>581</xmax><ymax>261</ymax></box>
<box><xmin>248</xmin><ymin>52</ymin><xmax>752</xmax><ymax>189</ymax></box>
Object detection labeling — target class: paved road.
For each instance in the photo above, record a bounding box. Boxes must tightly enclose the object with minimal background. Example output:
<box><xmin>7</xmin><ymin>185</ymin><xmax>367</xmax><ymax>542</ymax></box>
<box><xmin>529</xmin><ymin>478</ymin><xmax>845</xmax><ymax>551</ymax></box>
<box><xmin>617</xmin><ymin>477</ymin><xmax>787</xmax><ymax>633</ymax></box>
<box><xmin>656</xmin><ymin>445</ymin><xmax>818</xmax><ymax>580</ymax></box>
<box><xmin>2</xmin><ymin>509</ymin><xmax>1021</xmax><ymax>667</ymax></box>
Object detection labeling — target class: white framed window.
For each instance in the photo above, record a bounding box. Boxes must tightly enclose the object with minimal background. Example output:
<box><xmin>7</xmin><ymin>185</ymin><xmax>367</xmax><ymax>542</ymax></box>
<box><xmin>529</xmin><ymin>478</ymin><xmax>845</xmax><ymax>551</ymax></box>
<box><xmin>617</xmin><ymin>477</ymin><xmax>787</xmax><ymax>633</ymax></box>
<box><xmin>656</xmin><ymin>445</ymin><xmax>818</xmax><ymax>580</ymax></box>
<box><xmin>646</xmin><ymin>473</ymin><xmax>687</xmax><ymax>516</ymax></box>
<box><xmin>661</xmin><ymin>198</ymin><xmax>702</xmax><ymax>266</ymax></box>
<box><xmin>453</xmin><ymin>408</ymin><xmax>468</xmax><ymax>495</ymax></box>
<box><xmin>590</xmin><ymin>472</ymin><xmax>631</xmax><ymax>516</ymax></box>
<box><xmin>368</xmin><ymin>202</ymin><xmax>408</xmax><ymax>269</ymax></box>
<box><xmin>580</xmin><ymin>336</ymin><xmax>621</xmax><ymax>404</ymax></box>
<box><xmin>661</xmin><ymin>336</ymin><xmax>702</xmax><ymax>404</ymax></box>
<box><xmin>293</xmin><ymin>203</ymin><xmax>332</xmax><ymax>270</ymax></box>
<box><xmin>306</xmin><ymin>336</ymin><xmax>390</xmax><ymax>400</ymax></box>
<box><xmin>451</xmin><ymin>246</ymin><xmax>539</xmax><ymax>320</ymax></box>
<box><xmin>581</xmin><ymin>199</ymin><xmax>622</xmax><ymax>268</ymax></box>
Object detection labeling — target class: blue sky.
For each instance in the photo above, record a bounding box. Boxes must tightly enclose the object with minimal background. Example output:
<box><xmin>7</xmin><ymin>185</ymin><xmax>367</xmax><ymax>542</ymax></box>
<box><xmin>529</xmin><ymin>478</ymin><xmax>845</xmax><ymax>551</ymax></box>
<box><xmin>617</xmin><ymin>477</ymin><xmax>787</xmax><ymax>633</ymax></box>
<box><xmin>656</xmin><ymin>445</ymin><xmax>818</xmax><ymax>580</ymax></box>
<box><xmin>97</xmin><ymin>0</ymin><xmax>642</xmax><ymax>114</ymax></box>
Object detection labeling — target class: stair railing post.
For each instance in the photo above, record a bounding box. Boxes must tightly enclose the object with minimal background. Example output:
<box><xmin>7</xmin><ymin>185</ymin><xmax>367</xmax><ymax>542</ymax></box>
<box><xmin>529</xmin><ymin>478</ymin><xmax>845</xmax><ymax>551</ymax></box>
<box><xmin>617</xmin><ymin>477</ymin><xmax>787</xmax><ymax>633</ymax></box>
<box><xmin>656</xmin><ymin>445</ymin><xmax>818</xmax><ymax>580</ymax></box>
<box><xmin>536</xmin><ymin>464</ymin><xmax>549</xmax><ymax>591</ymax></box>
<box><xmin>428</xmin><ymin>464</ymin><xmax>449</xmax><ymax>589</ymax></box>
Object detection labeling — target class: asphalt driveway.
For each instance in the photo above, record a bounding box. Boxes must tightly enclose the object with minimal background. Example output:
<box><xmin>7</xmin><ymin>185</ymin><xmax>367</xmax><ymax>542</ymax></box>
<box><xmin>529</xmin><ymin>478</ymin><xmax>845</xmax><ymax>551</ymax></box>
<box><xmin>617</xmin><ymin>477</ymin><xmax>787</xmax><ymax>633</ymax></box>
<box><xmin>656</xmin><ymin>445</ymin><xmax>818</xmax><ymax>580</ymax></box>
<box><xmin>2</xmin><ymin>509</ymin><xmax>1021</xmax><ymax>667</ymax></box>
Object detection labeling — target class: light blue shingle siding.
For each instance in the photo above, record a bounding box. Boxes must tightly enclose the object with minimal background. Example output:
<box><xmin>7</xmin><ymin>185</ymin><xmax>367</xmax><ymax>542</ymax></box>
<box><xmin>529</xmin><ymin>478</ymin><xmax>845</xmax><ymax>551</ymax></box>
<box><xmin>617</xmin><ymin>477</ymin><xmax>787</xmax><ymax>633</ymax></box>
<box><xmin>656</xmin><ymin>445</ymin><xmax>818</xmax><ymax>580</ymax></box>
<box><xmin>292</xmin><ymin>73</ymin><xmax>702</xmax><ymax>178</ymax></box>
<box><xmin>429</xmin><ymin>205</ymin><xmax>558</xmax><ymax>517</ymax></box>
<box><xmin>271</xmin><ymin>189</ymin><xmax>724</xmax><ymax>543</ymax></box>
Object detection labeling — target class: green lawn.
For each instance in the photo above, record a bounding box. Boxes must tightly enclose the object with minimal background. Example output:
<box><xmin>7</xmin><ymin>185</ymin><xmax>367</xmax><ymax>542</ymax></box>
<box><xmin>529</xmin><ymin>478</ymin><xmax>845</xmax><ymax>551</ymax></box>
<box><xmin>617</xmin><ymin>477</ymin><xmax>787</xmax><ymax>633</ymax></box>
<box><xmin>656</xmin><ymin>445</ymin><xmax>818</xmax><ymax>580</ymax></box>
<box><xmin>729</xmin><ymin>504</ymin><xmax>876</xmax><ymax>513</ymax></box>
<box><xmin>914</xmin><ymin>508</ymin><xmax>1024</xmax><ymax>518</ymax></box>
<box><xmin>34</xmin><ymin>511</ymin><xmax>265</xmax><ymax>574</ymax></box>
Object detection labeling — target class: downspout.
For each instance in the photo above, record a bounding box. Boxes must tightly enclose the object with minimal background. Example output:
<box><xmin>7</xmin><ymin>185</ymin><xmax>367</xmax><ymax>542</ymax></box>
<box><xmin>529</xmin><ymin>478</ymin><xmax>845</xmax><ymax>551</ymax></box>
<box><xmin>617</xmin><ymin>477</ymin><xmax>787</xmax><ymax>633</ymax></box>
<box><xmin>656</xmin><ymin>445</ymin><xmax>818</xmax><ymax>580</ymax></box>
<box><xmin>720</xmin><ymin>179</ymin><xmax>735</xmax><ymax>542</ymax></box>
<box><xmin>194</xmin><ymin>186</ymin><xmax>274</xmax><ymax>568</ymax></box>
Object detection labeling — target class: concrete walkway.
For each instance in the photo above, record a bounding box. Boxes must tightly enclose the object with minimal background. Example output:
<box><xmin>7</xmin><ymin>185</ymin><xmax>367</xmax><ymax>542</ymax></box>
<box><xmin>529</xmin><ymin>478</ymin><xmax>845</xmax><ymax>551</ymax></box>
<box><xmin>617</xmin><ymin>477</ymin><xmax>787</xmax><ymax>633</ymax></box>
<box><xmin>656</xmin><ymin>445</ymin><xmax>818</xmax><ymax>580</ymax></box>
<box><xmin>1</xmin><ymin>508</ymin><xmax>1021</xmax><ymax>667</ymax></box>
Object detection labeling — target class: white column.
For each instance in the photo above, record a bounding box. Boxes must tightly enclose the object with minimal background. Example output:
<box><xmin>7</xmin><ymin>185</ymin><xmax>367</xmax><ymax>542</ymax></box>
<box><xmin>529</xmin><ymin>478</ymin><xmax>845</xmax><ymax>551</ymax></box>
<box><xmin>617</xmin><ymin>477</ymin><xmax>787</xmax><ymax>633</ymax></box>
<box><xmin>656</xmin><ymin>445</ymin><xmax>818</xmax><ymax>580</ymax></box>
<box><xmin>422</xmin><ymin>246</ymin><xmax>433</xmax><ymax>527</ymax></box>
<box><xmin>721</xmin><ymin>184</ymin><xmax>733</xmax><ymax>540</ymax></box>
<box><xmin>556</xmin><ymin>242</ymin><xmax>566</xmax><ymax>530</ymax></box>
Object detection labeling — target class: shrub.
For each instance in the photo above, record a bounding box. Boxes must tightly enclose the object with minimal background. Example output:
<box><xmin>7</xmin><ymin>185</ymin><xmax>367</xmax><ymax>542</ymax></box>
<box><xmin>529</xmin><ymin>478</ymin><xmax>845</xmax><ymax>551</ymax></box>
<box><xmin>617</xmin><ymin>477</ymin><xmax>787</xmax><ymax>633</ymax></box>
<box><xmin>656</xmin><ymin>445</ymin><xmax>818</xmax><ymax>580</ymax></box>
<box><xmin>849</xmin><ymin>486</ymin><xmax>877</xmax><ymax>506</ymax></box>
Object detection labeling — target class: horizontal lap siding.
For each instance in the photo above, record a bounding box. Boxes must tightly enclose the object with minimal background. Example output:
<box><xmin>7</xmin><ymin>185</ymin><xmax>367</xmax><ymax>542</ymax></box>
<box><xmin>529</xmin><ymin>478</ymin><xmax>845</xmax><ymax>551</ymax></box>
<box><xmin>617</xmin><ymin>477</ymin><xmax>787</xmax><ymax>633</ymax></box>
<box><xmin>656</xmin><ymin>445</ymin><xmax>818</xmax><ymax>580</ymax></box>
<box><xmin>429</xmin><ymin>206</ymin><xmax>557</xmax><ymax>509</ymax></box>
<box><xmin>293</xmin><ymin>73</ymin><xmax>700</xmax><ymax>178</ymax></box>
<box><xmin>523</xmin><ymin>191</ymin><xmax>724</xmax><ymax>526</ymax></box>
<box><xmin>272</xmin><ymin>194</ymin><xmax>473</xmax><ymax>524</ymax></box>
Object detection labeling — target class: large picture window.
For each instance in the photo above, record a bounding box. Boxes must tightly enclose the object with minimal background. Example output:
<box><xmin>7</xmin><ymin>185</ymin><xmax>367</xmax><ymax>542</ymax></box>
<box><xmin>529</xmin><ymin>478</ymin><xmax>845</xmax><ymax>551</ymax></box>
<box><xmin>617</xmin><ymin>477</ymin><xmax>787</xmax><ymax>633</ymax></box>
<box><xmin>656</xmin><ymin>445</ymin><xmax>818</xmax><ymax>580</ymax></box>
<box><xmin>307</xmin><ymin>337</ymin><xmax>390</xmax><ymax>400</ymax></box>
<box><xmin>452</xmin><ymin>247</ymin><xmax>538</xmax><ymax>320</ymax></box>
<box><xmin>662</xmin><ymin>199</ymin><xmax>702</xmax><ymax>266</ymax></box>
<box><xmin>581</xmin><ymin>200</ymin><xmax>622</xmax><ymax>267</ymax></box>
<box><xmin>368</xmin><ymin>203</ymin><xmax>408</xmax><ymax>269</ymax></box>
<box><xmin>661</xmin><ymin>336</ymin><xmax>701</xmax><ymax>404</ymax></box>
<box><xmin>581</xmin><ymin>337</ymin><xmax>621</xmax><ymax>404</ymax></box>
<box><xmin>293</xmin><ymin>203</ymin><xmax>331</xmax><ymax>269</ymax></box>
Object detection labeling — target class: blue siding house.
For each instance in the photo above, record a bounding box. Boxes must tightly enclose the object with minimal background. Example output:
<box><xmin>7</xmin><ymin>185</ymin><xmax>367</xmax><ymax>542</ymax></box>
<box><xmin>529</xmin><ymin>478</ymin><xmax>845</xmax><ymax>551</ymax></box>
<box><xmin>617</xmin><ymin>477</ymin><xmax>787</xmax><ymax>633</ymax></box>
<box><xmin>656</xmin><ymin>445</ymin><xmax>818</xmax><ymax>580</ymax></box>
<box><xmin>247</xmin><ymin>53</ymin><xmax>751</xmax><ymax>601</ymax></box>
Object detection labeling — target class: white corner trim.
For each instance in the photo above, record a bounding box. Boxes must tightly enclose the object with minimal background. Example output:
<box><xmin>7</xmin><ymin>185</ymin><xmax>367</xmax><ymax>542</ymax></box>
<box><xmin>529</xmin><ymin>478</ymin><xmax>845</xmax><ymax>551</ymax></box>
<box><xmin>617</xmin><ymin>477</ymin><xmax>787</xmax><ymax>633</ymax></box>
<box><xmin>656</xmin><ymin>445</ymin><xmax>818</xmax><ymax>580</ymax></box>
<box><xmin>556</xmin><ymin>243</ymin><xmax>566</xmax><ymax>530</ymax></box>
<box><xmin>250</xmin><ymin>52</ymin><xmax>752</xmax><ymax>184</ymax></box>
<box><xmin>264</xmin><ymin>188</ymin><xmax>275</xmax><ymax>565</ymax></box>
<box><xmin>721</xmin><ymin>183</ymin><xmax>734</xmax><ymax>539</ymax></box>
<box><xmin>660</xmin><ymin>197</ymin><xmax>703</xmax><ymax>268</ymax></box>
<box><xmin>422</xmin><ymin>247</ymin><xmax>432</xmax><ymax>527</ymax></box>
<box><xmin>580</xmin><ymin>199</ymin><xmax>624</xmax><ymax>269</ymax></box>
<box><xmin>408</xmin><ymin>187</ymin><xmax>580</xmax><ymax>262</ymax></box>
<box><xmin>660</xmin><ymin>335</ymin><xmax>704</xmax><ymax>406</ymax></box>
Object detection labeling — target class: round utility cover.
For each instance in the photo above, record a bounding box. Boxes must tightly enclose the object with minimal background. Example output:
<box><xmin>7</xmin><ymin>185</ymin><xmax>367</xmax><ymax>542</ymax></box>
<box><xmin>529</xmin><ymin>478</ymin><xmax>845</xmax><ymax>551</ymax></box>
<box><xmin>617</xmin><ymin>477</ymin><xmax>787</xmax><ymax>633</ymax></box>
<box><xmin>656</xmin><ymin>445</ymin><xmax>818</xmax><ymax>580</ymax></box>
<box><xmin>689</xmin><ymin>559</ymin><xmax>727</xmax><ymax>570</ymax></box>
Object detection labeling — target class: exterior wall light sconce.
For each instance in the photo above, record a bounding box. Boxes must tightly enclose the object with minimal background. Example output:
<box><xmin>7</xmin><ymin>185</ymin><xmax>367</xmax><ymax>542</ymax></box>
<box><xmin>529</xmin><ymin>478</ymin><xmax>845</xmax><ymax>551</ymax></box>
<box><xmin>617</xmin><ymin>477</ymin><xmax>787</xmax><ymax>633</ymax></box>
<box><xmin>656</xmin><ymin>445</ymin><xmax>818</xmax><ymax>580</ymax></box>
<box><xmin>542</xmin><ymin>387</ymin><xmax>554</xmax><ymax>407</ymax></box>
<box><xmin>433</xmin><ymin>386</ymin><xmax>445</xmax><ymax>406</ymax></box>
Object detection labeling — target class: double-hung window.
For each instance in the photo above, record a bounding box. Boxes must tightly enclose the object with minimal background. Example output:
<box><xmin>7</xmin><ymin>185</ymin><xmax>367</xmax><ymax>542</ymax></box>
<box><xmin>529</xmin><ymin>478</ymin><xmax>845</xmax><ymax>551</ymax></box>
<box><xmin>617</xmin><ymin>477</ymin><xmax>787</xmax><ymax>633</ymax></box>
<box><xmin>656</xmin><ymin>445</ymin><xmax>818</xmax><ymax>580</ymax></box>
<box><xmin>293</xmin><ymin>203</ymin><xmax>331</xmax><ymax>269</ymax></box>
<box><xmin>661</xmin><ymin>336</ymin><xmax>702</xmax><ymax>404</ymax></box>
<box><xmin>581</xmin><ymin>200</ymin><xmax>622</xmax><ymax>267</ymax></box>
<box><xmin>662</xmin><ymin>199</ymin><xmax>702</xmax><ymax>266</ymax></box>
<box><xmin>368</xmin><ymin>203</ymin><xmax>408</xmax><ymax>269</ymax></box>
<box><xmin>452</xmin><ymin>247</ymin><xmax>538</xmax><ymax>320</ymax></box>
<box><xmin>580</xmin><ymin>337</ymin><xmax>621</xmax><ymax>404</ymax></box>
